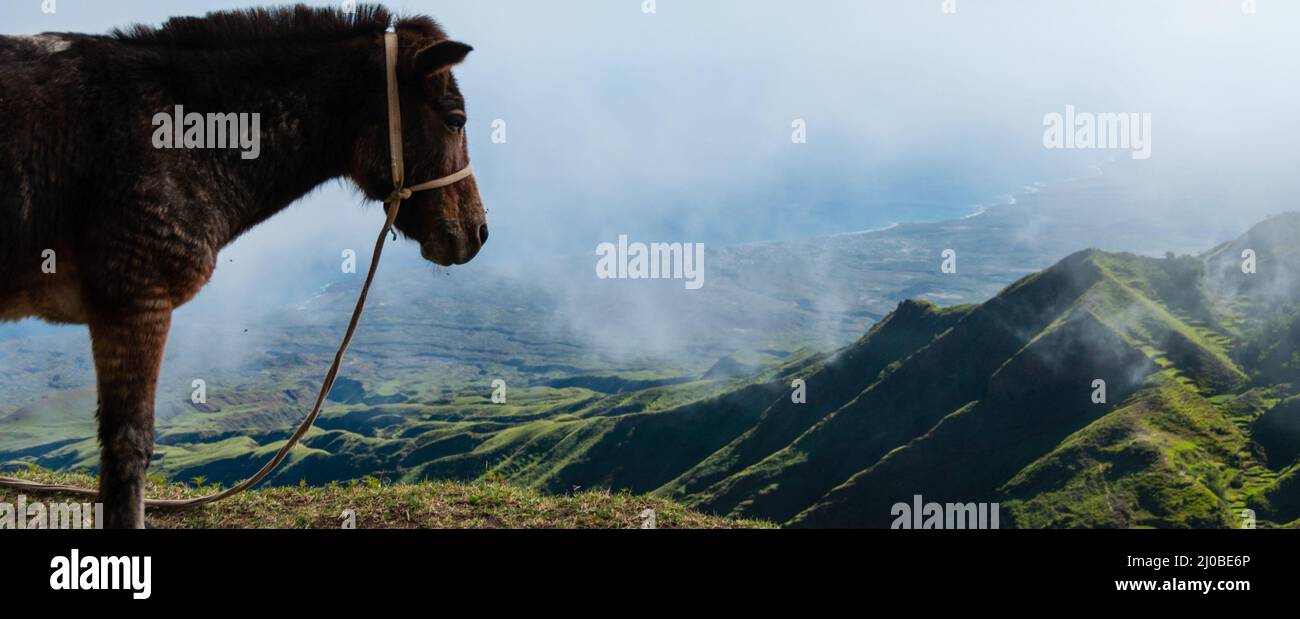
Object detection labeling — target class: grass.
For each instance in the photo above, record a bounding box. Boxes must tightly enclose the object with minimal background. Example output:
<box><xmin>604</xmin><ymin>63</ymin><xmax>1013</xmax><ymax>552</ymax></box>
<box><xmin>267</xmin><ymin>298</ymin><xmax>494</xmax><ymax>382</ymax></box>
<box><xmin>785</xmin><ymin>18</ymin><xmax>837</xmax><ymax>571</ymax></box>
<box><xmin>2</xmin><ymin>469</ymin><xmax>774</xmax><ymax>529</ymax></box>
<box><xmin>1001</xmin><ymin>378</ymin><xmax>1260</xmax><ymax>528</ymax></box>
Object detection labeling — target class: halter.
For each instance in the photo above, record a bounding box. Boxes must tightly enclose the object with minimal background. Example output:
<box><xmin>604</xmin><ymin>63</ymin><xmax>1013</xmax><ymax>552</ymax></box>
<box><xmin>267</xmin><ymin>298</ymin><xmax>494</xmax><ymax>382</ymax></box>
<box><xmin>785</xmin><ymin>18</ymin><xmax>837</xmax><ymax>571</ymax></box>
<box><xmin>382</xmin><ymin>30</ymin><xmax>475</xmax><ymax>223</ymax></box>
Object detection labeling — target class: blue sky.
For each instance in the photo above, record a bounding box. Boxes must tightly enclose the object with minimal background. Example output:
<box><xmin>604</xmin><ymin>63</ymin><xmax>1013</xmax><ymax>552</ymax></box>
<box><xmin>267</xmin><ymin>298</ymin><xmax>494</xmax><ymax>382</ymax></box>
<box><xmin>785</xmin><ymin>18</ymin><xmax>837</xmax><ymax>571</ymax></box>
<box><xmin>4</xmin><ymin>0</ymin><xmax>1299</xmax><ymax>277</ymax></box>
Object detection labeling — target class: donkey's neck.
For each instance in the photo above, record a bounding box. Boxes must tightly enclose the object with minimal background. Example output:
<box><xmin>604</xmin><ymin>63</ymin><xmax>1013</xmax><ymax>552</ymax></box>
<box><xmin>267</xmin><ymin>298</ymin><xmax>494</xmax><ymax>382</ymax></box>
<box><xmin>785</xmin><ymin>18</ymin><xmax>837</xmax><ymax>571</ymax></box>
<box><xmin>151</xmin><ymin>38</ymin><xmax>381</xmax><ymax>245</ymax></box>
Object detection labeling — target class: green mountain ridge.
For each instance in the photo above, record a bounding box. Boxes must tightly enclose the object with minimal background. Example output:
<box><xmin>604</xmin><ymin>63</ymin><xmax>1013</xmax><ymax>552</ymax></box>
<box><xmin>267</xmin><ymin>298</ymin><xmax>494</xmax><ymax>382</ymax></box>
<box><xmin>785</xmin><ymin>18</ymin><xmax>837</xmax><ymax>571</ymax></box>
<box><xmin>780</xmin><ymin>215</ymin><xmax>1300</xmax><ymax>527</ymax></box>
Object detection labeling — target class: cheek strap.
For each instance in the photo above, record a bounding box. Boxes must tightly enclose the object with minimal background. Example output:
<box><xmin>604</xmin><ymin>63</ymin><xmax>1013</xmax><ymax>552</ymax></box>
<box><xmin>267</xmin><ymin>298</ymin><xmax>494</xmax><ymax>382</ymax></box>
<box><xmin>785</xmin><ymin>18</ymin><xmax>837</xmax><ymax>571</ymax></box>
<box><xmin>383</xmin><ymin>30</ymin><xmax>474</xmax><ymax>226</ymax></box>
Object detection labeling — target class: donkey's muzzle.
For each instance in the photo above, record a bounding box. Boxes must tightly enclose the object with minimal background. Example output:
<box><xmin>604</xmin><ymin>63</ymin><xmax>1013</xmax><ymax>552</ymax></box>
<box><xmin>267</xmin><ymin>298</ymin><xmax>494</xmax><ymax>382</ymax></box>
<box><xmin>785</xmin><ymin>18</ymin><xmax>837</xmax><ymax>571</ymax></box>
<box><xmin>421</xmin><ymin>218</ymin><xmax>487</xmax><ymax>266</ymax></box>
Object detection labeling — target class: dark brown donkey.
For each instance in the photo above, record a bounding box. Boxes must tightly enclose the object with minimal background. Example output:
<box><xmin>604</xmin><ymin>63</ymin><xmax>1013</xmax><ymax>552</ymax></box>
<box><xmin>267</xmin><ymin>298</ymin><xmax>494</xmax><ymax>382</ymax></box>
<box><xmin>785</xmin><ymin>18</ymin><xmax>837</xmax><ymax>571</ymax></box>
<box><xmin>0</xmin><ymin>5</ymin><xmax>487</xmax><ymax>528</ymax></box>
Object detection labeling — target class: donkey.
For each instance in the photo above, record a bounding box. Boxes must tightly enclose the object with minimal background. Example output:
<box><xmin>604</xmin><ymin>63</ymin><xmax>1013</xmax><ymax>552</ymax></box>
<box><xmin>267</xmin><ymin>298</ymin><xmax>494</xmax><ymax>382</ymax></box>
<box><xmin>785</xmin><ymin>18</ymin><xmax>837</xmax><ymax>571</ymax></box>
<box><xmin>0</xmin><ymin>5</ymin><xmax>487</xmax><ymax>528</ymax></box>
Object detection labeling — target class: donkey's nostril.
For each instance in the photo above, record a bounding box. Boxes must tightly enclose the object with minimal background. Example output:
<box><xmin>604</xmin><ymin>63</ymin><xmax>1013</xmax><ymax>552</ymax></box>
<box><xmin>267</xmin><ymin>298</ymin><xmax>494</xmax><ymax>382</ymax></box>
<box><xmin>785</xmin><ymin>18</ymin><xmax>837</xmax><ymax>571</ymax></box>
<box><xmin>477</xmin><ymin>224</ymin><xmax>489</xmax><ymax>245</ymax></box>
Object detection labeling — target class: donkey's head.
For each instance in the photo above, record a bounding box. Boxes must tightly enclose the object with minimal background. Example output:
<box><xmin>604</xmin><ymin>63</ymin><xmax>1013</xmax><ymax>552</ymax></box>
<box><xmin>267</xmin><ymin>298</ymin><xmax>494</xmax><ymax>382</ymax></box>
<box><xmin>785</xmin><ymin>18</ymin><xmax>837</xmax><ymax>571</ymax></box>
<box><xmin>350</xmin><ymin>26</ymin><xmax>487</xmax><ymax>266</ymax></box>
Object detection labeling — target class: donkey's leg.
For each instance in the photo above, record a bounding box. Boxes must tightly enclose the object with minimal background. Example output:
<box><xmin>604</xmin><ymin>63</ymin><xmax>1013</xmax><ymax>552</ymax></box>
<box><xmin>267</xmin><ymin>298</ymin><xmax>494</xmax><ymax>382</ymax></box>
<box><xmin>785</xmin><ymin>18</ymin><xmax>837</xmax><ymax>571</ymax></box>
<box><xmin>89</xmin><ymin>309</ymin><xmax>171</xmax><ymax>529</ymax></box>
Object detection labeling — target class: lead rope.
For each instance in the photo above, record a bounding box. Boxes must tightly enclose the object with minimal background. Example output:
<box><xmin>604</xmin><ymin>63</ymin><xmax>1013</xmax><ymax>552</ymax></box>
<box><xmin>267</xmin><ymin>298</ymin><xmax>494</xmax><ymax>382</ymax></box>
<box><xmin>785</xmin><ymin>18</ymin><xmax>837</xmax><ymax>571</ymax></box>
<box><xmin>0</xmin><ymin>31</ymin><xmax>473</xmax><ymax>511</ymax></box>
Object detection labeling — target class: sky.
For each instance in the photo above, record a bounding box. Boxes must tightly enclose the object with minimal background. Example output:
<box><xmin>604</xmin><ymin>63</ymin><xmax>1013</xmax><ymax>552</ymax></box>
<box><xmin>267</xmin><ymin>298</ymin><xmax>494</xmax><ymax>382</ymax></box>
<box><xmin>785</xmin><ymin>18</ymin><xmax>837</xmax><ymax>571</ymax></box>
<box><xmin>3</xmin><ymin>0</ymin><xmax>1300</xmax><ymax>328</ymax></box>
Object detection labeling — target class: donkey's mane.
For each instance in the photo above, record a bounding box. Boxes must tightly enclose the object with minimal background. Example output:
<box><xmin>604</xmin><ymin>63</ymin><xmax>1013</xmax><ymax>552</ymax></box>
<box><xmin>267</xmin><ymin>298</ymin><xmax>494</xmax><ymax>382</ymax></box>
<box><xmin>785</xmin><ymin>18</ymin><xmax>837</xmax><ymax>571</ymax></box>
<box><xmin>111</xmin><ymin>4</ymin><xmax>445</xmax><ymax>48</ymax></box>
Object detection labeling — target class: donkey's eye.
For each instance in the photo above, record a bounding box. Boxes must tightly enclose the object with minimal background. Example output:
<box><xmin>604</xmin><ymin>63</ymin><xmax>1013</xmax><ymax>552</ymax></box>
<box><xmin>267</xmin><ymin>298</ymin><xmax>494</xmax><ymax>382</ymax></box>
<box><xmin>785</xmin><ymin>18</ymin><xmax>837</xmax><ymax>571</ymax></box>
<box><xmin>446</xmin><ymin>112</ymin><xmax>467</xmax><ymax>131</ymax></box>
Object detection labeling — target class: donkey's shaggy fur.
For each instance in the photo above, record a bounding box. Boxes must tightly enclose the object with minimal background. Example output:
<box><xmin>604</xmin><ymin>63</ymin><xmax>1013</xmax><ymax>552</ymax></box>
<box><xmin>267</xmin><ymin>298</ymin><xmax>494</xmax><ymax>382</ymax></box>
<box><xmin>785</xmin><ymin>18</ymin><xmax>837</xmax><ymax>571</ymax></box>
<box><xmin>0</xmin><ymin>4</ymin><xmax>486</xmax><ymax>527</ymax></box>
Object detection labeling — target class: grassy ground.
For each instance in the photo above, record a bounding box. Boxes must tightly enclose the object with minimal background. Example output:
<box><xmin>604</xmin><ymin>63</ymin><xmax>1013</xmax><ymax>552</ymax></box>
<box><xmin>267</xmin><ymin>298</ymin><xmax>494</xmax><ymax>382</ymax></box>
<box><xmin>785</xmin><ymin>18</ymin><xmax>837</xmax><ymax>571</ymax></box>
<box><xmin>2</xmin><ymin>469</ymin><xmax>773</xmax><ymax>529</ymax></box>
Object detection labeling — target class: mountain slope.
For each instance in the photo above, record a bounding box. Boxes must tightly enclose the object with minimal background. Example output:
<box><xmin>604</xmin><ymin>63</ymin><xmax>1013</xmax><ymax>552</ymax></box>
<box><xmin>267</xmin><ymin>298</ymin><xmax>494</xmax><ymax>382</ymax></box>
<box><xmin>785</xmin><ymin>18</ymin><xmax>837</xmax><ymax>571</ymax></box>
<box><xmin>790</xmin><ymin>307</ymin><xmax>1162</xmax><ymax>527</ymax></box>
<box><xmin>659</xmin><ymin>299</ymin><xmax>973</xmax><ymax>504</ymax></box>
<box><xmin>778</xmin><ymin>215</ymin><xmax>1297</xmax><ymax>527</ymax></box>
<box><xmin>688</xmin><ymin>250</ymin><xmax>1120</xmax><ymax>522</ymax></box>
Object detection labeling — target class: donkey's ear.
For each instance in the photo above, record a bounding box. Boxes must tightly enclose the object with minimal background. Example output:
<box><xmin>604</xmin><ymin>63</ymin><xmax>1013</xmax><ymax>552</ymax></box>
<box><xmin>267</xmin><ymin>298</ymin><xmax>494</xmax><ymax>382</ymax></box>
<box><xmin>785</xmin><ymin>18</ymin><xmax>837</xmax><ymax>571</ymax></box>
<box><xmin>413</xmin><ymin>40</ymin><xmax>473</xmax><ymax>77</ymax></box>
